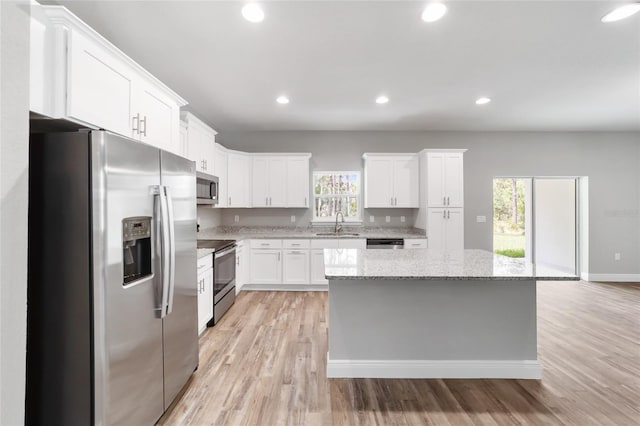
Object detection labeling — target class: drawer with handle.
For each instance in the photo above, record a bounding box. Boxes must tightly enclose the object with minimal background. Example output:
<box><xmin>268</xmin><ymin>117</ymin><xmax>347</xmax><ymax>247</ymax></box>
<box><xmin>404</xmin><ymin>239</ymin><xmax>428</xmax><ymax>249</ymax></box>
<box><xmin>197</xmin><ymin>254</ymin><xmax>213</xmax><ymax>271</ymax></box>
<box><xmin>250</xmin><ymin>239</ymin><xmax>283</xmax><ymax>249</ymax></box>
<box><xmin>283</xmin><ymin>239</ymin><xmax>310</xmax><ymax>249</ymax></box>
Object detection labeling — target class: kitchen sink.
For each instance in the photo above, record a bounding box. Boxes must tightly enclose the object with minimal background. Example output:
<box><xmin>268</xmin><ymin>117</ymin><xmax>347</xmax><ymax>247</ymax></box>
<box><xmin>315</xmin><ymin>232</ymin><xmax>360</xmax><ymax>237</ymax></box>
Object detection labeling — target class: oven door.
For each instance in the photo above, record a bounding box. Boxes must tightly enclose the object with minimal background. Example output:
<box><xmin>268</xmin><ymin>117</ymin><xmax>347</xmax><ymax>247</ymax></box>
<box><xmin>214</xmin><ymin>245</ymin><xmax>236</xmax><ymax>303</ymax></box>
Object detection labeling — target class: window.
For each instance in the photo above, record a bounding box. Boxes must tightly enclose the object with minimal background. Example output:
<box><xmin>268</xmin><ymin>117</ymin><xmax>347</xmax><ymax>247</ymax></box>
<box><xmin>313</xmin><ymin>171</ymin><xmax>361</xmax><ymax>222</ymax></box>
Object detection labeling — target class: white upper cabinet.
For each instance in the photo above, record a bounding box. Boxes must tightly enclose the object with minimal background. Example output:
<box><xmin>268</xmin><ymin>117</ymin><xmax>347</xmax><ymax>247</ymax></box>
<box><xmin>214</xmin><ymin>144</ymin><xmax>229</xmax><ymax>207</ymax></box>
<box><xmin>227</xmin><ymin>151</ymin><xmax>251</xmax><ymax>208</ymax></box>
<box><xmin>31</xmin><ymin>5</ymin><xmax>187</xmax><ymax>154</ymax></box>
<box><xmin>363</xmin><ymin>154</ymin><xmax>419</xmax><ymax>208</ymax></box>
<box><xmin>268</xmin><ymin>157</ymin><xmax>288</xmax><ymax>207</ymax></box>
<box><xmin>181</xmin><ymin>112</ymin><xmax>216</xmax><ymax>174</ymax></box>
<box><xmin>426</xmin><ymin>151</ymin><xmax>464</xmax><ymax>207</ymax></box>
<box><xmin>251</xmin><ymin>154</ymin><xmax>311</xmax><ymax>208</ymax></box>
<box><xmin>286</xmin><ymin>156</ymin><xmax>310</xmax><ymax>208</ymax></box>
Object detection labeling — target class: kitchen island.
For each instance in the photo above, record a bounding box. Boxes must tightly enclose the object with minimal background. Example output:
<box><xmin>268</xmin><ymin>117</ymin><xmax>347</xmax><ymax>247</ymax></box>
<box><xmin>324</xmin><ymin>249</ymin><xmax>578</xmax><ymax>379</ymax></box>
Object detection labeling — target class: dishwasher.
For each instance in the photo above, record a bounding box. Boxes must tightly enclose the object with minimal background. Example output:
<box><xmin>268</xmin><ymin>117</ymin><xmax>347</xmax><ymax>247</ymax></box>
<box><xmin>366</xmin><ymin>238</ymin><xmax>405</xmax><ymax>249</ymax></box>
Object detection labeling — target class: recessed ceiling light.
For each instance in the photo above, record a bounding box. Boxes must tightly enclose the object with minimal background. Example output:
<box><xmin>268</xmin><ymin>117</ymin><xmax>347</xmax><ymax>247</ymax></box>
<box><xmin>242</xmin><ymin>3</ymin><xmax>264</xmax><ymax>23</ymax></box>
<box><xmin>475</xmin><ymin>97</ymin><xmax>491</xmax><ymax>105</ymax></box>
<box><xmin>276</xmin><ymin>95</ymin><xmax>289</xmax><ymax>104</ymax></box>
<box><xmin>421</xmin><ymin>3</ymin><xmax>447</xmax><ymax>23</ymax></box>
<box><xmin>375</xmin><ymin>96</ymin><xmax>389</xmax><ymax>104</ymax></box>
<box><xmin>601</xmin><ymin>3</ymin><xmax>640</xmax><ymax>22</ymax></box>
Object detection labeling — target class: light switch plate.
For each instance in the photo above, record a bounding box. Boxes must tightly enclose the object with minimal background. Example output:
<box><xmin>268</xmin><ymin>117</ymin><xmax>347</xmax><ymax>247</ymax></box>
<box><xmin>290</xmin><ymin>215</ymin><xmax>296</xmax><ymax>223</ymax></box>
<box><xmin>385</xmin><ymin>216</ymin><xmax>391</xmax><ymax>223</ymax></box>
<box><xmin>476</xmin><ymin>215</ymin><xmax>487</xmax><ymax>223</ymax></box>
<box><xmin>615</xmin><ymin>253</ymin><xmax>621</xmax><ymax>261</ymax></box>
<box><xmin>400</xmin><ymin>216</ymin><xmax>406</xmax><ymax>223</ymax></box>
<box><xmin>369</xmin><ymin>216</ymin><xmax>375</xmax><ymax>223</ymax></box>
<box><xmin>234</xmin><ymin>215</ymin><xmax>239</xmax><ymax>223</ymax></box>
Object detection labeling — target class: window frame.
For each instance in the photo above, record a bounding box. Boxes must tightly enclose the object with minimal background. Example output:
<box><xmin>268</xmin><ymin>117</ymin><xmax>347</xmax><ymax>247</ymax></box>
<box><xmin>312</xmin><ymin>170</ymin><xmax>363</xmax><ymax>223</ymax></box>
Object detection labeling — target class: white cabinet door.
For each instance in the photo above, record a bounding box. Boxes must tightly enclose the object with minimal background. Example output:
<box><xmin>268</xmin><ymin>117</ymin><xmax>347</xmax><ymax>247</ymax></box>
<box><xmin>183</xmin><ymin>114</ymin><xmax>215</xmax><ymax>173</ymax></box>
<box><xmin>283</xmin><ymin>250</ymin><xmax>310</xmax><ymax>285</ymax></box>
<box><xmin>251</xmin><ymin>157</ymin><xmax>270</xmax><ymax>207</ymax></box>
<box><xmin>365</xmin><ymin>158</ymin><xmax>393</xmax><ymax>208</ymax></box>
<box><xmin>179</xmin><ymin>121</ymin><xmax>188</xmax><ymax>158</ymax></box>
<box><xmin>427</xmin><ymin>153</ymin><xmax>445</xmax><ymax>207</ymax></box>
<box><xmin>286</xmin><ymin>157</ymin><xmax>309</xmax><ymax>208</ymax></box>
<box><xmin>427</xmin><ymin>208</ymin><xmax>447</xmax><ymax>250</ymax></box>
<box><xmin>214</xmin><ymin>144</ymin><xmax>228</xmax><ymax>207</ymax></box>
<box><xmin>393</xmin><ymin>156</ymin><xmax>419</xmax><ymax>208</ymax></box>
<box><xmin>444</xmin><ymin>153</ymin><xmax>464</xmax><ymax>208</ymax></box>
<box><xmin>310</xmin><ymin>249</ymin><xmax>328</xmax><ymax>285</ymax></box>
<box><xmin>68</xmin><ymin>30</ymin><xmax>133</xmax><ymax>137</ymax></box>
<box><xmin>268</xmin><ymin>157</ymin><xmax>288</xmax><ymax>207</ymax></box>
<box><xmin>235</xmin><ymin>244</ymin><xmax>246</xmax><ymax>291</ymax></box>
<box><xmin>445</xmin><ymin>208</ymin><xmax>464</xmax><ymax>250</ymax></box>
<box><xmin>227</xmin><ymin>153</ymin><xmax>251</xmax><ymax>207</ymax></box>
<box><xmin>132</xmin><ymin>81</ymin><xmax>179</xmax><ymax>154</ymax></box>
<box><xmin>250</xmin><ymin>249</ymin><xmax>282</xmax><ymax>284</ymax></box>
<box><xmin>197</xmin><ymin>268</ymin><xmax>213</xmax><ymax>334</ymax></box>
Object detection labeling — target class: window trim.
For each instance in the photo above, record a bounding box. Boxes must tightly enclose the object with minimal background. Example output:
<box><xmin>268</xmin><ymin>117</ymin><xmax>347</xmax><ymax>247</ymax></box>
<box><xmin>311</xmin><ymin>170</ymin><xmax>363</xmax><ymax>223</ymax></box>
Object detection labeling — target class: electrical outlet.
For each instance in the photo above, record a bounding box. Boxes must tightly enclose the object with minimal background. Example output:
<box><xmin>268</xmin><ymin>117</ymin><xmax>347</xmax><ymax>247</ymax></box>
<box><xmin>400</xmin><ymin>216</ymin><xmax>406</xmax><ymax>223</ymax></box>
<box><xmin>385</xmin><ymin>216</ymin><xmax>391</xmax><ymax>223</ymax></box>
<box><xmin>290</xmin><ymin>215</ymin><xmax>296</xmax><ymax>223</ymax></box>
<box><xmin>477</xmin><ymin>216</ymin><xmax>487</xmax><ymax>223</ymax></box>
<box><xmin>234</xmin><ymin>215</ymin><xmax>239</xmax><ymax>223</ymax></box>
<box><xmin>369</xmin><ymin>215</ymin><xmax>375</xmax><ymax>223</ymax></box>
<box><xmin>615</xmin><ymin>253</ymin><xmax>621</xmax><ymax>261</ymax></box>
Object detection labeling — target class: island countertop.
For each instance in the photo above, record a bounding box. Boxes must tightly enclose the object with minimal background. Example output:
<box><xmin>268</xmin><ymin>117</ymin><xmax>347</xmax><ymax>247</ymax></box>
<box><xmin>324</xmin><ymin>248</ymin><xmax>580</xmax><ymax>281</ymax></box>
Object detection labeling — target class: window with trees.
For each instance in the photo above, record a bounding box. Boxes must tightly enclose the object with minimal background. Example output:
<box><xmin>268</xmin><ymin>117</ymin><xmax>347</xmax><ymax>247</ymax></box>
<box><xmin>313</xmin><ymin>171</ymin><xmax>361</xmax><ymax>222</ymax></box>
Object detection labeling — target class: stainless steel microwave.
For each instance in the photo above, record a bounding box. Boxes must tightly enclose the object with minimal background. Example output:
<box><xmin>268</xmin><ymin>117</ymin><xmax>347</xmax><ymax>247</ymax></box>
<box><xmin>196</xmin><ymin>172</ymin><xmax>219</xmax><ymax>205</ymax></box>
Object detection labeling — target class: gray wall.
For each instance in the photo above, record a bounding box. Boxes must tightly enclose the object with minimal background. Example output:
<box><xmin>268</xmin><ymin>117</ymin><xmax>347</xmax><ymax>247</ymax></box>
<box><xmin>0</xmin><ymin>1</ymin><xmax>29</xmax><ymax>424</ymax></box>
<box><xmin>211</xmin><ymin>130</ymin><xmax>640</xmax><ymax>275</ymax></box>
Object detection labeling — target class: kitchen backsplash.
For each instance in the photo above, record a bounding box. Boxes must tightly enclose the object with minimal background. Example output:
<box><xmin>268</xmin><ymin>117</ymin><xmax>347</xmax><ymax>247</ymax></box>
<box><xmin>197</xmin><ymin>207</ymin><xmax>418</xmax><ymax>228</ymax></box>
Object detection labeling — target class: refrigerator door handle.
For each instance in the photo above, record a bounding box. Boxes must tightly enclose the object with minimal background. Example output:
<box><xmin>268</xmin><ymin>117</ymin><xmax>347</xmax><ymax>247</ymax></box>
<box><xmin>154</xmin><ymin>185</ymin><xmax>171</xmax><ymax>318</ymax></box>
<box><xmin>165</xmin><ymin>186</ymin><xmax>177</xmax><ymax>315</ymax></box>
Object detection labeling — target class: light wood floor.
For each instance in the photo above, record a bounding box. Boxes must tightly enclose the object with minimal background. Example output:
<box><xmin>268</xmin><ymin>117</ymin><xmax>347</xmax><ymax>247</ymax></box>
<box><xmin>159</xmin><ymin>281</ymin><xmax>640</xmax><ymax>425</ymax></box>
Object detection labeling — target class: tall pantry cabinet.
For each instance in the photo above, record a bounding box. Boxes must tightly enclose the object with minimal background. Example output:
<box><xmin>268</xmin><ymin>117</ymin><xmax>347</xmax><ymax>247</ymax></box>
<box><xmin>416</xmin><ymin>150</ymin><xmax>466</xmax><ymax>250</ymax></box>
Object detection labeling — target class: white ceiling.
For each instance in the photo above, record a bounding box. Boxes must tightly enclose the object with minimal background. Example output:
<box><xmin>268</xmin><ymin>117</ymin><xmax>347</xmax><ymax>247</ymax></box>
<box><xmin>57</xmin><ymin>1</ymin><xmax>640</xmax><ymax>132</ymax></box>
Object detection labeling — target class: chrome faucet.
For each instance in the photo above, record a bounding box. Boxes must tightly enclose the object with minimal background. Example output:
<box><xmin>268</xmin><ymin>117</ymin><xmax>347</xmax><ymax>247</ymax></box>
<box><xmin>335</xmin><ymin>211</ymin><xmax>345</xmax><ymax>234</ymax></box>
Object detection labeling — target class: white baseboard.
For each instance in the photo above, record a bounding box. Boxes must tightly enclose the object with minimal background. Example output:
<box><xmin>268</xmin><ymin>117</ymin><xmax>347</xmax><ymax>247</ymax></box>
<box><xmin>242</xmin><ymin>283</ymin><xmax>328</xmax><ymax>292</ymax></box>
<box><xmin>587</xmin><ymin>273</ymin><xmax>640</xmax><ymax>283</ymax></box>
<box><xmin>326</xmin><ymin>355</ymin><xmax>542</xmax><ymax>379</ymax></box>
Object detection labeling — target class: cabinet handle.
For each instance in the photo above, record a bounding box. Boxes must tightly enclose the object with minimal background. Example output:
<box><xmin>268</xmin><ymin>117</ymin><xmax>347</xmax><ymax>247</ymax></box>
<box><xmin>278</xmin><ymin>252</ymin><xmax>281</xmax><ymax>261</ymax></box>
<box><xmin>229</xmin><ymin>196</ymin><xmax>231</xmax><ymax>205</ymax></box>
<box><xmin>266</xmin><ymin>197</ymin><xmax>268</xmax><ymax>206</ymax></box>
<box><xmin>140</xmin><ymin>115</ymin><xmax>147</xmax><ymax>137</ymax></box>
<box><xmin>290</xmin><ymin>251</ymin><xmax>304</xmax><ymax>254</ymax></box>
<box><xmin>395</xmin><ymin>197</ymin><xmax>397</xmax><ymax>205</ymax></box>
<box><xmin>270</xmin><ymin>197</ymin><xmax>272</xmax><ymax>206</ymax></box>
<box><xmin>443</xmin><ymin>210</ymin><xmax>446</xmax><ymax>219</ymax></box>
<box><xmin>447</xmin><ymin>210</ymin><xmax>450</xmax><ymax>219</ymax></box>
<box><xmin>443</xmin><ymin>196</ymin><xmax>446</xmax><ymax>205</ymax></box>
<box><xmin>236</xmin><ymin>257</ymin><xmax>240</xmax><ymax>266</ymax></box>
<box><xmin>132</xmin><ymin>113</ymin><xmax>140</xmax><ymax>134</ymax></box>
<box><xmin>447</xmin><ymin>196</ymin><xmax>450</xmax><ymax>206</ymax></box>
<box><xmin>391</xmin><ymin>197</ymin><xmax>394</xmax><ymax>206</ymax></box>
<box><xmin>305</xmin><ymin>197</ymin><xmax>307</xmax><ymax>206</ymax></box>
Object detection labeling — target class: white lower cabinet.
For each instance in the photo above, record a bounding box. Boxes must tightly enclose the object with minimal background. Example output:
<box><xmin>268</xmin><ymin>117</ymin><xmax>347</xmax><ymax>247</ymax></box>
<box><xmin>427</xmin><ymin>208</ymin><xmax>464</xmax><ymax>250</ymax></box>
<box><xmin>235</xmin><ymin>242</ymin><xmax>249</xmax><ymax>293</ymax></box>
<box><xmin>283</xmin><ymin>250</ymin><xmax>310</xmax><ymax>284</ymax></box>
<box><xmin>404</xmin><ymin>239</ymin><xmax>428</xmax><ymax>249</ymax></box>
<box><xmin>310</xmin><ymin>249</ymin><xmax>328</xmax><ymax>285</ymax></box>
<box><xmin>250</xmin><ymin>249</ymin><xmax>282</xmax><ymax>284</ymax></box>
<box><xmin>247</xmin><ymin>238</ymin><xmax>367</xmax><ymax>289</ymax></box>
<box><xmin>196</xmin><ymin>256</ymin><xmax>213</xmax><ymax>335</ymax></box>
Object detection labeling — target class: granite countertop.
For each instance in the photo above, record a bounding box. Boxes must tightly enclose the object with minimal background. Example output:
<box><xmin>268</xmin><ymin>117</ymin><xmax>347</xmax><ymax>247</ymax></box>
<box><xmin>323</xmin><ymin>248</ymin><xmax>580</xmax><ymax>281</ymax></box>
<box><xmin>197</xmin><ymin>226</ymin><xmax>427</xmax><ymax>242</ymax></box>
<box><xmin>197</xmin><ymin>248</ymin><xmax>215</xmax><ymax>258</ymax></box>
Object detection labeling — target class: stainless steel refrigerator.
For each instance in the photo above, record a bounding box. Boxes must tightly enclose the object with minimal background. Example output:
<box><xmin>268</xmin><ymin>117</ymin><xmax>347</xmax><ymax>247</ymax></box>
<box><xmin>27</xmin><ymin>130</ymin><xmax>199</xmax><ymax>425</ymax></box>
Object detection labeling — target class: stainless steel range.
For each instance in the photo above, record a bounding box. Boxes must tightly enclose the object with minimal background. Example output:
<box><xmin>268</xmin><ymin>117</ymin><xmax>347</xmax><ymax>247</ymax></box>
<box><xmin>197</xmin><ymin>240</ymin><xmax>236</xmax><ymax>324</ymax></box>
